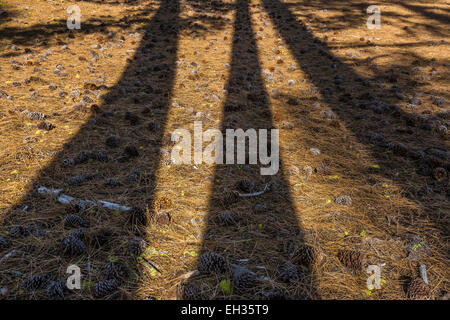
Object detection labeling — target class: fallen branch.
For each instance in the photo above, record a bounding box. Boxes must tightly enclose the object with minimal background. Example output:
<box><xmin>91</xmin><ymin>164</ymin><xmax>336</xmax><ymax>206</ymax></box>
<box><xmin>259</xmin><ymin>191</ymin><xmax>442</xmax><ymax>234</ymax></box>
<box><xmin>238</xmin><ymin>182</ymin><xmax>272</xmax><ymax>197</ymax></box>
<box><xmin>37</xmin><ymin>186</ymin><xmax>132</xmax><ymax>211</ymax></box>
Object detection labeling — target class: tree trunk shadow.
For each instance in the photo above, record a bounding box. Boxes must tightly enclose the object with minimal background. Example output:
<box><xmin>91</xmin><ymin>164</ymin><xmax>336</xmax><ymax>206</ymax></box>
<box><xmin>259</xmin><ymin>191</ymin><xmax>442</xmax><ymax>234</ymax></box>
<box><xmin>0</xmin><ymin>0</ymin><xmax>180</xmax><ymax>299</ymax></box>
<box><xmin>181</xmin><ymin>0</ymin><xmax>320</xmax><ymax>300</ymax></box>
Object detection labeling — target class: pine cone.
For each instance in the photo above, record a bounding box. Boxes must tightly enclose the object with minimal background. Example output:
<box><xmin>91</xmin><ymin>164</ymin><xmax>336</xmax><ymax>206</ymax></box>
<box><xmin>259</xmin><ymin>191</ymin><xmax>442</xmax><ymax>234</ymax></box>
<box><xmin>75</xmin><ymin>150</ymin><xmax>91</xmax><ymax>164</ymax></box>
<box><xmin>93</xmin><ymin>279</ymin><xmax>118</xmax><ymax>298</ymax></box>
<box><xmin>24</xmin><ymin>274</ymin><xmax>50</xmax><ymax>291</ymax></box>
<box><xmin>46</xmin><ymin>281</ymin><xmax>66</xmax><ymax>300</ymax></box>
<box><xmin>233</xmin><ymin>271</ymin><xmax>257</xmax><ymax>294</ymax></box>
<box><xmin>67</xmin><ymin>175</ymin><xmax>85</xmax><ymax>186</ymax></box>
<box><xmin>338</xmin><ymin>249</ymin><xmax>366</xmax><ymax>271</ymax></box>
<box><xmin>90</xmin><ymin>150</ymin><xmax>109</xmax><ymax>162</ymax></box>
<box><xmin>153</xmin><ymin>211</ymin><xmax>171</xmax><ymax>225</ymax></box>
<box><xmin>216</xmin><ymin>211</ymin><xmax>240</xmax><ymax>226</ymax></box>
<box><xmin>64</xmin><ymin>214</ymin><xmax>87</xmax><ymax>228</ymax></box>
<box><xmin>198</xmin><ymin>252</ymin><xmax>229</xmax><ymax>274</ymax></box>
<box><xmin>335</xmin><ymin>195</ymin><xmax>352</xmax><ymax>206</ymax></box>
<box><xmin>37</xmin><ymin>121</ymin><xmax>55</xmax><ymax>131</ymax></box>
<box><xmin>219</xmin><ymin>190</ymin><xmax>239</xmax><ymax>207</ymax></box>
<box><xmin>103</xmin><ymin>260</ymin><xmax>127</xmax><ymax>281</ymax></box>
<box><xmin>176</xmin><ymin>282</ymin><xmax>203</xmax><ymax>300</ymax></box>
<box><xmin>278</xmin><ymin>262</ymin><xmax>299</xmax><ymax>283</ymax></box>
<box><xmin>408</xmin><ymin>277</ymin><xmax>431</xmax><ymax>300</ymax></box>
<box><xmin>283</xmin><ymin>241</ymin><xmax>316</xmax><ymax>266</ymax></box>
<box><xmin>9</xmin><ymin>225</ymin><xmax>31</xmax><ymax>238</ymax></box>
<box><xmin>236</xmin><ymin>179</ymin><xmax>255</xmax><ymax>193</ymax></box>
<box><xmin>62</xmin><ymin>235</ymin><xmax>87</xmax><ymax>255</ymax></box>
<box><xmin>62</xmin><ymin>157</ymin><xmax>75</xmax><ymax>167</ymax></box>
<box><xmin>68</xmin><ymin>228</ymin><xmax>87</xmax><ymax>239</ymax></box>
<box><xmin>297</xmin><ymin>244</ymin><xmax>316</xmax><ymax>266</ymax></box>
<box><xmin>129</xmin><ymin>237</ymin><xmax>147</xmax><ymax>257</ymax></box>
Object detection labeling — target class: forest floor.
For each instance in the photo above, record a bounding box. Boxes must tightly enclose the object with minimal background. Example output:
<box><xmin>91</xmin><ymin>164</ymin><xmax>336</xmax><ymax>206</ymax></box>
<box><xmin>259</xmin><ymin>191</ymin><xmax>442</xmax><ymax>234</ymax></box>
<box><xmin>0</xmin><ymin>0</ymin><xmax>448</xmax><ymax>300</ymax></box>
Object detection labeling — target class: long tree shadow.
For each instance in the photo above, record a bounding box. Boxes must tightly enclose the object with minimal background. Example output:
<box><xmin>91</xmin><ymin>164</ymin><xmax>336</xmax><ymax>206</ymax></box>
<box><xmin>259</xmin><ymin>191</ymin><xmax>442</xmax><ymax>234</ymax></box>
<box><xmin>262</xmin><ymin>0</ymin><xmax>449</xmax><ymax>198</ymax></box>
<box><xmin>0</xmin><ymin>0</ymin><xmax>182</xmax><ymax>299</ymax></box>
<box><xmin>181</xmin><ymin>0</ymin><xmax>320</xmax><ymax>300</ymax></box>
<box><xmin>262</xmin><ymin>0</ymin><xmax>449</xmax><ymax>296</ymax></box>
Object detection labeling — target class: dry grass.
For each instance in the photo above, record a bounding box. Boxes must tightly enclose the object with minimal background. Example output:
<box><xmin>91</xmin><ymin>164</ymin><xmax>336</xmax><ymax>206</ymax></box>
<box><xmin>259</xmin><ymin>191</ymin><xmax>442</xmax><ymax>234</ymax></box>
<box><xmin>0</xmin><ymin>0</ymin><xmax>448</xmax><ymax>300</ymax></box>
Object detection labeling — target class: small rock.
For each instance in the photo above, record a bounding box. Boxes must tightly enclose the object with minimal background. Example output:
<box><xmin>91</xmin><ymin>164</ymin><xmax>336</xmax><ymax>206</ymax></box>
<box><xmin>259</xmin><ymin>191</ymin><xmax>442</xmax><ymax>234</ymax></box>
<box><xmin>281</xmin><ymin>121</ymin><xmax>293</xmax><ymax>129</ymax></box>
<box><xmin>302</xmin><ymin>165</ymin><xmax>313</xmax><ymax>178</ymax></box>
<box><xmin>320</xmin><ymin>109</ymin><xmax>336</xmax><ymax>120</ymax></box>
<box><xmin>309</xmin><ymin>148</ymin><xmax>321</xmax><ymax>156</ymax></box>
<box><xmin>288</xmin><ymin>165</ymin><xmax>300</xmax><ymax>175</ymax></box>
<box><xmin>271</xmin><ymin>88</ymin><xmax>281</xmax><ymax>99</ymax></box>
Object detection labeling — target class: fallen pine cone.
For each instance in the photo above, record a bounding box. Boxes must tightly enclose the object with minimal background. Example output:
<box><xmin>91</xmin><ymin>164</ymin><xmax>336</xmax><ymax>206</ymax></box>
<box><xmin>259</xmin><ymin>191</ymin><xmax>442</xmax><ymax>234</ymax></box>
<box><xmin>198</xmin><ymin>252</ymin><xmax>229</xmax><ymax>274</ymax></box>
<box><xmin>103</xmin><ymin>260</ymin><xmax>128</xmax><ymax>281</ymax></box>
<box><xmin>93</xmin><ymin>279</ymin><xmax>118</xmax><ymax>298</ymax></box>
<box><xmin>61</xmin><ymin>235</ymin><xmax>87</xmax><ymax>255</ymax></box>
<box><xmin>24</xmin><ymin>274</ymin><xmax>50</xmax><ymax>291</ymax></box>
<box><xmin>9</xmin><ymin>225</ymin><xmax>31</xmax><ymax>238</ymax></box>
<box><xmin>277</xmin><ymin>262</ymin><xmax>299</xmax><ymax>283</ymax></box>
<box><xmin>283</xmin><ymin>241</ymin><xmax>316</xmax><ymax>266</ymax></box>
<box><xmin>233</xmin><ymin>270</ymin><xmax>257</xmax><ymax>294</ymax></box>
<box><xmin>236</xmin><ymin>179</ymin><xmax>255</xmax><ymax>193</ymax></box>
<box><xmin>129</xmin><ymin>237</ymin><xmax>147</xmax><ymax>257</ymax></box>
<box><xmin>338</xmin><ymin>249</ymin><xmax>366</xmax><ymax>271</ymax></box>
<box><xmin>216</xmin><ymin>211</ymin><xmax>240</xmax><ymax>226</ymax></box>
<box><xmin>46</xmin><ymin>281</ymin><xmax>66</xmax><ymax>300</ymax></box>
<box><xmin>0</xmin><ymin>236</ymin><xmax>9</xmax><ymax>250</ymax></box>
<box><xmin>219</xmin><ymin>190</ymin><xmax>239</xmax><ymax>207</ymax></box>
<box><xmin>176</xmin><ymin>282</ymin><xmax>204</xmax><ymax>300</ymax></box>
<box><xmin>37</xmin><ymin>121</ymin><xmax>55</xmax><ymax>131</ymax></box>
<box><xmin>64</xmin><ymin>214</ymin><xmax>87</xmax><ymax>228</ymax></box>
<box><xmin>408</xmin><ymin>277</ymin><xmax>431</xmax><ymax>300</ymax></box>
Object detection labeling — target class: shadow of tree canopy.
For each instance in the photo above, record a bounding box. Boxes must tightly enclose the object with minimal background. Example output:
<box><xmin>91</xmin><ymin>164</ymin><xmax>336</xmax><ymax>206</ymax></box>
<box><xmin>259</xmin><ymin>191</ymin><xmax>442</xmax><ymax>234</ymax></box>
<box><xmin>0</xmin><ymin>0</ymin><xmax>232</xmax><ymax>46</ymax></box>
<box><xmin>277</xmin><ymin>0</ymin><xmax>449</xmax><ymax>38</ymax></box>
